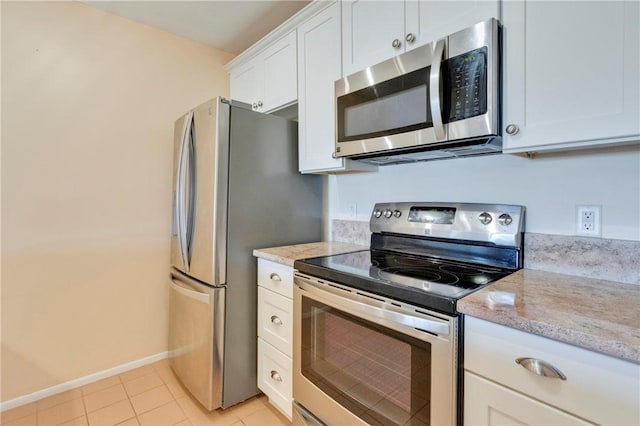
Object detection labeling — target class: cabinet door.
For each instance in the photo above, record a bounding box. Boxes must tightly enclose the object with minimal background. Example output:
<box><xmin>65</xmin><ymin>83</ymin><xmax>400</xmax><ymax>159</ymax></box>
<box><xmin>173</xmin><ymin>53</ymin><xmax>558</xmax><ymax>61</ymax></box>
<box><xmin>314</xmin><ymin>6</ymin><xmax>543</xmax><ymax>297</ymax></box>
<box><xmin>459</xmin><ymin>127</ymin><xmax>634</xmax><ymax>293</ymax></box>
<box><xmin>342</xmin><ymin>0</ymin><xmax>406</xmax><ymax>76</ymax></box>
<box><xmin>464</xmin><ymin>372</ymin><xmax>591</xmax><ymax>426</ymax></box>
<box><xmin>502</xmin><ymin>1</ymin><xmax>640</xmax><ymax>153</ymax></box>
<box><xmin>405</xmin><ymin>0</ymin><xmax>499</xmax><ymax>49</ymax></box>
<box><xmin>262</xmin><ymin>31</ymin><xmax>297</xmax><ymax>113</ymax></box>
<box><xmin>230</xmin><ymin>60</ymin><xmax>263</xmax><ymax>109</ymax></box>
<box><xmin>298</xmin><ymin>2</ymin><xmax>376</xmax><ymax>174</ymax></box>
<box><xmin>465</xmin><ymin>316</ymin><xmax>640</xmax><ymax>425</ymax></box>
<box><xmin>258</xmin><ymin>338</ymin><xmax>292</xmax><ymax>419</ymax></box>
<box><xmin>298</xmin><ymin>3</ymin><xmax>344</xmax><ymax>172</ymax></box>
<box><xmin>257</xmin><ymin>258</ymin><xmax>294</xmax><ymax>299</ymax></box>
<box><xmin>258</xmin><ymin>287</ymin><xmax>293</xmax><ymax>357</ymax></box>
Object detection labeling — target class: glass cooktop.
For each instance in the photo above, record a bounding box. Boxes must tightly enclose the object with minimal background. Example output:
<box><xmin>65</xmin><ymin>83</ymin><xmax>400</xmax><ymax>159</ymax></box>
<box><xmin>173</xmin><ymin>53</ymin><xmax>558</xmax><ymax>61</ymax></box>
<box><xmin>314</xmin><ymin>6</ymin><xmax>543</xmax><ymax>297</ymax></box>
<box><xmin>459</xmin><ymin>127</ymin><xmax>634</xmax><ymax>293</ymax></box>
<box><xmin>294</xmin><ymin>249</ymin><xmax>514</xmax><ymax>315</ymax></box>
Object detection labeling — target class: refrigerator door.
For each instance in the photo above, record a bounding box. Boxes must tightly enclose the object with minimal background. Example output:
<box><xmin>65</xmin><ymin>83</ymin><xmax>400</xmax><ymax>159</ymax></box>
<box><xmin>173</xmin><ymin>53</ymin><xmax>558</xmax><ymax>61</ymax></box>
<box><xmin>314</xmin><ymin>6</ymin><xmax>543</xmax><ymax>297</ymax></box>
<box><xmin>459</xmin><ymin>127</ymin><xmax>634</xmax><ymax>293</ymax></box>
<box><xmin>188</xmin><ymin>98</ymin><xmax>230</xmax><ymax>287</ymax></box>
<box><xmin>168</xmin><ymin>268</ymin><xmax>225</xmax><ymax>410</ymax></box>
<box><xmin>171</xmin><ymin>111</ymin><xmax>193</xmax><ymax>274</ymax></box>
<box><xmin>171</xmin><ymin>98</ymin><xmax>230</xmax><ymax>286</ymax></box>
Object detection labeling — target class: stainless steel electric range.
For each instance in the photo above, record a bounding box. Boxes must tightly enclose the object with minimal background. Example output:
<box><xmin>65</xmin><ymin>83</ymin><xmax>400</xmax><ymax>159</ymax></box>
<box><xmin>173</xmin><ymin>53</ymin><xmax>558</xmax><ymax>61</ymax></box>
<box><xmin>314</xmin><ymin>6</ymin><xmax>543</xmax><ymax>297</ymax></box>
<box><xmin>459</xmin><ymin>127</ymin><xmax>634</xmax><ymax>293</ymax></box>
<box><xmin>292</xmin><ymin>202</ymin><xmax>524</xmax><ymax>426</ymax></box>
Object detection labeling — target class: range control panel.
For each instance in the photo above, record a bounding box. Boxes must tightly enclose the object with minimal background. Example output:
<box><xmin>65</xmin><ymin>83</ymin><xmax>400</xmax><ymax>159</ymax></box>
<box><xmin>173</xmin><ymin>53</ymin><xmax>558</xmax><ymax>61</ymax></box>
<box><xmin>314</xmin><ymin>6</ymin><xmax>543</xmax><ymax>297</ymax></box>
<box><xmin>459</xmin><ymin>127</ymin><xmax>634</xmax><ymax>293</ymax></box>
<box><xmin>370</xmin><ymin>202</ymin><xmax>525</xmax><ymax>248</ymax></box>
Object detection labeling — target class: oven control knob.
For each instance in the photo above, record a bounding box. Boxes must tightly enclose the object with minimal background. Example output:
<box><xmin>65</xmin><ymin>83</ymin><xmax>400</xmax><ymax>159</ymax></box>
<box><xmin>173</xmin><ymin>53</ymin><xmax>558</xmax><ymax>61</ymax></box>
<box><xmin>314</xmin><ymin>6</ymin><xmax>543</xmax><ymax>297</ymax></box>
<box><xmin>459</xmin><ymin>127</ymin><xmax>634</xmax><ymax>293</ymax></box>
<box><xmin>393</xmin><ymin>210</ymin><xmax>402</xmax><ymax>218</ymax></box>
<box><xmin>479</xmin><ymin>212</ymin><xmax>493</xmax><ymax>225</ymax></box>
<box><xmin>498</xmin><ymin>213</ymin><xmax>513</xmax><ymax>226</ymax></box>
<box><xmin>384</xmin><ymin>209</ymin><xmax>393</xmax><ymax>218</ymax></box>
<box><xmin>373</xmin><ymin>209</ymin><xmax>382</xmax><ymax>218</ymax></box>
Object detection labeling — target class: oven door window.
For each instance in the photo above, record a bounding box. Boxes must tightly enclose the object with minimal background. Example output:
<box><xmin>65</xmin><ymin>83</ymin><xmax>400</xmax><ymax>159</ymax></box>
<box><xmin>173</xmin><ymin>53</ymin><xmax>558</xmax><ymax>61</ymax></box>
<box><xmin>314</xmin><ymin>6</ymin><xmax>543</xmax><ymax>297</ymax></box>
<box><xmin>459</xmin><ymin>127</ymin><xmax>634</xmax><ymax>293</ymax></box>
<box><xmin>301</xmin><ymin>297</ymin><xmax>431</xmax><ymax>426</ymax></box>
<box><xmin>336</xmin><ymin>67</ymin><xmax>433</xmax><ymax>143</ymax></box>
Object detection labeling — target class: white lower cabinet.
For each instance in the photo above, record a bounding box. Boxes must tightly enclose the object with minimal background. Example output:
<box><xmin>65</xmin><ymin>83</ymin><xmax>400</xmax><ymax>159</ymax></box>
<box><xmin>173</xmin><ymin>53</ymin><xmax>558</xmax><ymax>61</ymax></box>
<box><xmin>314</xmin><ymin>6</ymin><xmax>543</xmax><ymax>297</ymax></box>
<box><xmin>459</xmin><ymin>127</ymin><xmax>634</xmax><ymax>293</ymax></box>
<box><xmin>465</xmin><ymin>372</ymin><xmax>590</xmax><ymax>425</ymax></box>
<box><xmin>464</xmin><ymin>317</ymin><xmax>640</xmax><ymax>426</ymax></box>
<box><xmin>257</xmin><ymin>338</ymin><xmax>292</xmax><ymax>419</ymax></box>
<box><xmin>256</xmin><ymin>258</ymin><xmax>294</xmax><ymax>419</ymax></box>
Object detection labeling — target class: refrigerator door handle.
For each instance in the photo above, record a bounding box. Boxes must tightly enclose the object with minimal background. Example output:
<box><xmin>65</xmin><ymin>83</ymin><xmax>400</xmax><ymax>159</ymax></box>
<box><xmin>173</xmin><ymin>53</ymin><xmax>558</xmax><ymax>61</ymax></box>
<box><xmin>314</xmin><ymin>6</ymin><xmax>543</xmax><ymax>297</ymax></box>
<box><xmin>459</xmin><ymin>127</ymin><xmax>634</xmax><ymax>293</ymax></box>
<box><xmin>176</xmin><ymin>111</ymin><xmax>194</xmax><ymax>270</ymax></box>
<box><xmin>169</xmin><ymin>278</ymin><xmax>210</xmax><ymax>304</ymax></box>
<box><xmin>185</xmin><ymin>117</ymin><xmax>196</xmax><ymax>265</ymax></box>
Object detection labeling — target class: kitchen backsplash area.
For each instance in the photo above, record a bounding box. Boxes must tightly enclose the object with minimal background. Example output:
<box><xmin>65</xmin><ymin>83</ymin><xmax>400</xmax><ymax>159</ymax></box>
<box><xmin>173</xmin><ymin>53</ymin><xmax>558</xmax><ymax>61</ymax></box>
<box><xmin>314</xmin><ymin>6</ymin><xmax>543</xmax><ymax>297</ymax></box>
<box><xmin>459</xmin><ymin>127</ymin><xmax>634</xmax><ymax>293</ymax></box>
<box><xmin>331</xmin><ymin>219</ymin><xmax>640</xmax><ymax>286</ymax></box>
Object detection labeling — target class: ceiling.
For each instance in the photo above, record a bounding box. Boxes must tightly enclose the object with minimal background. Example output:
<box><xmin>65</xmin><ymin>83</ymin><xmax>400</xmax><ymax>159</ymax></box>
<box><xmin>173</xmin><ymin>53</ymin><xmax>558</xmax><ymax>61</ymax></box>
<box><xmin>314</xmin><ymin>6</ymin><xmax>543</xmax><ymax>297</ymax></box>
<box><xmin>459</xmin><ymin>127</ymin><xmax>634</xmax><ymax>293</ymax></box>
<box><xmin>81</xmin><ymin>1</ymin><xmax>310</xmax><ymax>54</ymax></box>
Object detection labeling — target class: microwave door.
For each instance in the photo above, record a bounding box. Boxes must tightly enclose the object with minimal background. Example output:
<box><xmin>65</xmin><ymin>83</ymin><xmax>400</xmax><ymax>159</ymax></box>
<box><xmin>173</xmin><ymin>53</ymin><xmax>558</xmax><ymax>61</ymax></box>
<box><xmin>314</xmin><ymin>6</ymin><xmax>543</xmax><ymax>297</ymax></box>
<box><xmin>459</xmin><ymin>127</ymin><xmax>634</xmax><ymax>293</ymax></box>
<box><xmin>334</xmin><ymin>42</ymin><xmax>441</xmax><ymax>158</ymax></box>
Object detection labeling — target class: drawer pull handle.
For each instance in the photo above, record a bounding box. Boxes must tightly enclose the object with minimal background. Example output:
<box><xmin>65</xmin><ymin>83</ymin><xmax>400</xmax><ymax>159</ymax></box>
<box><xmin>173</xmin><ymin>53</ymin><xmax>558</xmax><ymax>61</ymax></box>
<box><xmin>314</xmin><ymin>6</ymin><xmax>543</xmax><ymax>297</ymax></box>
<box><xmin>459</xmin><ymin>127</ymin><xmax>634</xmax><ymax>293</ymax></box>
<box><xmin>516</xmin><ymin>357</ymin><xmax>567</xmax><ymax>380</ymax></box>
<box><xmin>270</xmin><ymin>315</ymin><xmax>283</xmax><ymax>326</ymax></box>
<box><xmin>269</xmin><ymin>273</ymin><xmax>282</xmax><ymax>282</ymax></box>
<box><xmin>270</xmin><ymin>370</ymin><xmax>282</xmax><ymax>382</ymax></box>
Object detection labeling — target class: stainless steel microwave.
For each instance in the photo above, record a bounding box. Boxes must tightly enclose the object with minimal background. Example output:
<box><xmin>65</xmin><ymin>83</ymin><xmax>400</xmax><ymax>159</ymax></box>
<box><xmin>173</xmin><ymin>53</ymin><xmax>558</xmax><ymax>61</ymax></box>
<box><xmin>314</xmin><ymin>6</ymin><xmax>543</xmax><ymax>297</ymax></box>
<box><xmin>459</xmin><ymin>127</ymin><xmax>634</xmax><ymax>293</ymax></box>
<box><xmin>334</xmin><ymin>19</ymin><xmax>501</xmax><ymax>165</ymax></box>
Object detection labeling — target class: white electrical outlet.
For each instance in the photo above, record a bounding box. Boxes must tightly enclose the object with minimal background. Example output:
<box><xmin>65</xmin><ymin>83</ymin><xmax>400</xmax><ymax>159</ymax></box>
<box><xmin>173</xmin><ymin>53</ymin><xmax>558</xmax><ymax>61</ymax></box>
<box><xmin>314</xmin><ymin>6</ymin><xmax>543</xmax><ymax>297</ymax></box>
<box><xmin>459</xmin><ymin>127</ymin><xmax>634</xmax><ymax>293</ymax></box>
<box><xmin>576</xmin><ymin>205</ymin><xmax>602</xmax><ymax>237</ymax></box>
<box><xmin>348</xmin><ymin>203</ymin><xmax>358</xmax><ymax>219</ymax></box>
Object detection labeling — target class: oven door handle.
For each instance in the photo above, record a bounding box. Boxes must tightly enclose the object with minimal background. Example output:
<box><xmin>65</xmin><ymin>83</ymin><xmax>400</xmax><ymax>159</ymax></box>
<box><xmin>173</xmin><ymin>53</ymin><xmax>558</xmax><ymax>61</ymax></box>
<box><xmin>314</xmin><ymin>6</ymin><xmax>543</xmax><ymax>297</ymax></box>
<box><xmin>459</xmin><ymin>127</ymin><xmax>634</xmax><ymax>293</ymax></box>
<box><xmin>373</xmin><ymin>301</ymin><xmax>449</xmax><ymax>335</ymax></box>
<box><xmin>296</xmin><ymin>276</ymin><xmax>450</xmax><ymax>336</ymax></box>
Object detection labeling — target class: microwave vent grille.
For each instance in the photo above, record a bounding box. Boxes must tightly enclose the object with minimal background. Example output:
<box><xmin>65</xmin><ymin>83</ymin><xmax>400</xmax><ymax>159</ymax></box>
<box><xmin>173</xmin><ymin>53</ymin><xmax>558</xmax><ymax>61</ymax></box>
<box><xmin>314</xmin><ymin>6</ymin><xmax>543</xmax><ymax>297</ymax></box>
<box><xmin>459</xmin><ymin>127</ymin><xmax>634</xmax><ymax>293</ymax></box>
<box><xmin>351</xmin><ymin>137</ymin><xmax>502</xmax><ymax>166</ymax></box>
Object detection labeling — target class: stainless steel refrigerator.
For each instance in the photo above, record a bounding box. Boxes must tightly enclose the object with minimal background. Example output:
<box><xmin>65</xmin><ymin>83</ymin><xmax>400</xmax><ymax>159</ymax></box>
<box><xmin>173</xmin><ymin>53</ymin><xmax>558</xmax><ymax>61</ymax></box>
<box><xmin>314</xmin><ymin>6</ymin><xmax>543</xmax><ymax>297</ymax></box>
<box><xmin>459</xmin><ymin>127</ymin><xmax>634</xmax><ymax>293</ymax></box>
<box><xmin>168</xmin><ymin>97</ymin><xmax>322</xmax><ymax>410</ymax></box>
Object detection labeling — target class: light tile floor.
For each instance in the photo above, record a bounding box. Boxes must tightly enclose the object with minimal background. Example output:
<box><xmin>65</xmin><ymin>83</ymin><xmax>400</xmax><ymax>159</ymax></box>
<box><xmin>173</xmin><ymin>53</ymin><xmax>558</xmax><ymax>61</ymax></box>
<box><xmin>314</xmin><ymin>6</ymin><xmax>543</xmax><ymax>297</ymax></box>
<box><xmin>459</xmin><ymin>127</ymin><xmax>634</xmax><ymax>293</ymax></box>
<box><xmin>1</xmin><ymin>360</ymin><xmax>291</xmax><ymax>426</ymax></box>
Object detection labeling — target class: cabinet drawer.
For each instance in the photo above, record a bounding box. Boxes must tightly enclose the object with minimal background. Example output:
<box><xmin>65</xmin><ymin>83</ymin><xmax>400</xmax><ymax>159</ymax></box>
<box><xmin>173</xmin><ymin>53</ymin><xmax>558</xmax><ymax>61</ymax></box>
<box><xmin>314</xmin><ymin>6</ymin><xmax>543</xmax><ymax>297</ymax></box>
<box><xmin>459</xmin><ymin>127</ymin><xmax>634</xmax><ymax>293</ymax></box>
<box><xmin>465</xmin><ymin>317</ymin><xmax>640</xmax><ymax>425</ymax></box>
<box><xmin>258</xmin><ymin>287</ymin><xmax>293</xmax><ymax>357</ymax></box>
<box><xmin>258</xmin><ymin>338</ymin><xmax>292</xmax><ymax>419</ymax></box>
<box><xmin>464</xmin><ymin>372</ymin><xmax>590</xmax><ymax>425</ymax></box>
<box><xmin>258</xmin><ymin>258</ymin><xmax>294</xmax><ymax>299</ymax></box>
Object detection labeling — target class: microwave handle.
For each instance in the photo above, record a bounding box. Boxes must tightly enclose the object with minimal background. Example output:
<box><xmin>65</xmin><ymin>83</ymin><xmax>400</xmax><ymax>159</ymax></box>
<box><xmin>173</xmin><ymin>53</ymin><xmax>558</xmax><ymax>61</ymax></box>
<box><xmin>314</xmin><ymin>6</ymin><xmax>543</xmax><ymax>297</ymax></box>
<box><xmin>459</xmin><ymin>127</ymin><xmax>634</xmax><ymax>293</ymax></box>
<box><xmin>429</xmin><ymin>39</ymin><xmax>446</xmax><ymax>141</ymax></box>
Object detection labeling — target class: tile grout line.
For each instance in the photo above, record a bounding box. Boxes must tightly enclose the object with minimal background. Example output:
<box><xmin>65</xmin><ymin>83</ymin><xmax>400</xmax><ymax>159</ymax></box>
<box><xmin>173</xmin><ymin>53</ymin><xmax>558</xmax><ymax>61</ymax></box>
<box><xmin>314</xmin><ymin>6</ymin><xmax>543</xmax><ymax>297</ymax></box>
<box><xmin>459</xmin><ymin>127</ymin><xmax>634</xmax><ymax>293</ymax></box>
<box><xmin>79</xmin><ymin>392</ymin><xmax>88</xmax><ymax>426</ymax></box>
<box><xmin>4</xmin><ymin>363</ymin><xmax>285</xmax><ymax>426</ymax></box>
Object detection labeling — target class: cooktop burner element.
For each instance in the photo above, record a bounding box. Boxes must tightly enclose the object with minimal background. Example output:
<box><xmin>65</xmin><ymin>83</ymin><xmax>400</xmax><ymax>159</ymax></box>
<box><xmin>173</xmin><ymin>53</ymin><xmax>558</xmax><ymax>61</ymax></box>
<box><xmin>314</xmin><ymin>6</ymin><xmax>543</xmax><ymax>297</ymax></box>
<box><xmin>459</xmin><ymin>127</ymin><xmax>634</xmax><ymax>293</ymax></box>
<box><xmin>295</xmin><ymin>202</ymin><xmax>525</xmax><ymax>315</ymax></box>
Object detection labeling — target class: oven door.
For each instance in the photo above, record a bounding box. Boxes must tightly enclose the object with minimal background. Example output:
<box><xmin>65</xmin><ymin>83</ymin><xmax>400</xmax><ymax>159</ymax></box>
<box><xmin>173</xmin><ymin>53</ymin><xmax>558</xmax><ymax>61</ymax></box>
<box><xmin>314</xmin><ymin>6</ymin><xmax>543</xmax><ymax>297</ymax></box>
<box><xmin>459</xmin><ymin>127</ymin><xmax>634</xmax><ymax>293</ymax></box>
<box><xmin>293</xmin><ymin>273</ymin><xmax>457</xmax><ymax>426</ymax></box>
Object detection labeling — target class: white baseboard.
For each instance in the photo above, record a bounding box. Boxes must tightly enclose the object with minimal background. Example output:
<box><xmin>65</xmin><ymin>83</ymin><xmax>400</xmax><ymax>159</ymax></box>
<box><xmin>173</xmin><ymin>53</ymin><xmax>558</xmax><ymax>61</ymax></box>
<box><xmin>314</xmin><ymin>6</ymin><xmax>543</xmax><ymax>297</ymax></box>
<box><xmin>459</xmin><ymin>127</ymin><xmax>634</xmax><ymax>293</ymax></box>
<box><xmin>0</xmin><ymin>351</ymin><xmax>168</xmax><ymax>412</ymax></box>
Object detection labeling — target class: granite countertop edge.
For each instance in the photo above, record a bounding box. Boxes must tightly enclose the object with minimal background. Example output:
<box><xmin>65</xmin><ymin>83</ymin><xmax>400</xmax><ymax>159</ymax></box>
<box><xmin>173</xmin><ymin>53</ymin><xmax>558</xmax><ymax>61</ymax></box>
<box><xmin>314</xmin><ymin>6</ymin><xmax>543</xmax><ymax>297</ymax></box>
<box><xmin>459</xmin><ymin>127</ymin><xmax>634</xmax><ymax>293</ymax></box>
<box><xmin>255</xmin><ymin>242</ymin><xmax>640</xmax><ymax>364</ymax></box>
<box><xmin>458</xmin><ymin>269</ymin><xmax>640</xmax><ymax>364</ymax></box>
<box><xmin>253</xmin><ymin>241</ymin><xmax>368</xmax><ymax>267</ymax></box>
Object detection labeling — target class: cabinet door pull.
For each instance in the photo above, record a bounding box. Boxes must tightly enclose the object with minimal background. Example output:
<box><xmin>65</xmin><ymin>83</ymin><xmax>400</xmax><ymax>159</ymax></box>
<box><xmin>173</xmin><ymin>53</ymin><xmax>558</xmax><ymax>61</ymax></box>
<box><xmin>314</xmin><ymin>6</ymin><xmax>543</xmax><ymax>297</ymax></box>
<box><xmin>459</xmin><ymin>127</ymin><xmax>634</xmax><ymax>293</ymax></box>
<box><xmin>270</xmin><ymin>315</ymin><xmax>283</xmax><ymax>325</ymax></box>
<box><xmin>506</xmin><ymin>124</ymin><xmax>520</xmax><ymax>135</ymax></box>
<box><xmin>392</xmin><ymin>38</ymin><xmax>401</xmax><ymax>49</ymax></box>
<box><xmin>515</xmin><ymin>357</ymin><xmax>567</xmax><ymax>380</ymax></box>
<box><xmin>257</xmin><ymin>100</ymin><xmax>263</xmax><ymax>108</ymax></box>
<box><xmin>405</xmin><ymin>33</ymin><xmax>416</xmax><ymax>43</ymax></box>
<box><xmin>269</xmin><ymin>273</ymin><xmax>282</xmax><ymax>282</ymax></box>
<box><xmin>270</xmin><ymin>370</ymin><xmax>283</xmax><ymax>382</ymax></box>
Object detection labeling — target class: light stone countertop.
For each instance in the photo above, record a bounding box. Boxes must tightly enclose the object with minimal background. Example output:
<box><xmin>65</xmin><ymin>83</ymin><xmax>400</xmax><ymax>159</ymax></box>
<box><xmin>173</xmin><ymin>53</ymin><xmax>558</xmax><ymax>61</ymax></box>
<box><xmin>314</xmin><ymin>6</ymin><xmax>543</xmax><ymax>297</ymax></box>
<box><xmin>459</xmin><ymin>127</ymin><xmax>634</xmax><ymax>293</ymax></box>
<box><xmin>253</xmin><ymin>241</ymin><xmax>368</xmax><ymax>267</ymax></box>
<box><xmin>458</xmin><ymin>269</ymin><xmax>640</xmax><ymax>363</ymax></box>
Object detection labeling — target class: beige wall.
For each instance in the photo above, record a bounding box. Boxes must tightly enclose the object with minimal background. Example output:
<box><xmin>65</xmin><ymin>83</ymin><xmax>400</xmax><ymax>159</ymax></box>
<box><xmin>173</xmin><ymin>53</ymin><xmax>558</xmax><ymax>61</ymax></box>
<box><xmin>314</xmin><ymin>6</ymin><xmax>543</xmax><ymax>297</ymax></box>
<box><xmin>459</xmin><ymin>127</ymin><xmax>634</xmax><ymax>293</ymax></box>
<box><xmin>1</xmin><ymin>1</ymin><xmax>234</xmax><ymax>402</ymax></box>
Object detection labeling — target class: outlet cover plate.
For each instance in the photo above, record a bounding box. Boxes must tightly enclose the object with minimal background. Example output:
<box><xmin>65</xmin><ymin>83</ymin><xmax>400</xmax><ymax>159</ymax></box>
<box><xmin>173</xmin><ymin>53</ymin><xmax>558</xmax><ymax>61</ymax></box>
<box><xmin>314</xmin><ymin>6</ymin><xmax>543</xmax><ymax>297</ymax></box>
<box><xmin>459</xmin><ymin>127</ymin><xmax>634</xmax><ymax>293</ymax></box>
<box><xmin>576</xmin><ymin>205</ymin><xmax>602</xmax><ymax>237</ymax></box>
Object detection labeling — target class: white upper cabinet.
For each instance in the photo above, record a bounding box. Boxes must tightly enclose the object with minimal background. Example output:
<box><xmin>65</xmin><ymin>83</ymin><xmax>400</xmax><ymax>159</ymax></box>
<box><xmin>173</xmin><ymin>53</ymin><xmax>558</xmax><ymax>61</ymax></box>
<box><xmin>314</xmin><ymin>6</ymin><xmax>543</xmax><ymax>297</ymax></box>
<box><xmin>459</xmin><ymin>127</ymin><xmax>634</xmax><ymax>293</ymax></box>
<box><xmin>297</xmin><ymin>2</ymin><xmax>377</xmax><ymax>174</ymax></box>
<box><xmin>342</xmin><ymin>0</ymin><xmax>499</xmax><ymax>76</ymax></box>
<box><xmin>407</xmin><ymin>0</ymin><xmax>500</xmax><ymax>48</ymax></box>
<box><xmin>502</xmin><ymin>1</ymin><xmax>640</xmax><ymax>153</ymax></box>
<box><xmin>230</xmin><ymin>61</ymin><xmax>262</xmax><ymax>109</ymax></box>
<box><xmin>342</xmin><ymin>0</ymin><xmax>405</xmax><ymax>76</ymax></box>
<box><xmin>262</xmin><ymin>32</ymin><xmax>297</xmax><ymax>112</ymax></box>
<box><xmin>229</xmin><ymin>31</ymin><xmax>297</xmax><ymax>113</ymax></box>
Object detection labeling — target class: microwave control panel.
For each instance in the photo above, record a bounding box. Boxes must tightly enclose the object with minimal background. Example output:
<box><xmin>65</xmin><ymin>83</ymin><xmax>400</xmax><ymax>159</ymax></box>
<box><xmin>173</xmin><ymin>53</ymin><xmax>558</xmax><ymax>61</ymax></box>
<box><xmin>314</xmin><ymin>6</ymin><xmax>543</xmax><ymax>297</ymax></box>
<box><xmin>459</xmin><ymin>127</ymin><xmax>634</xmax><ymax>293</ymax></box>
<box><xmin>446</xmin><ymin>47</ymin><xmax>488</xmax><ymax>122</ymax></box>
